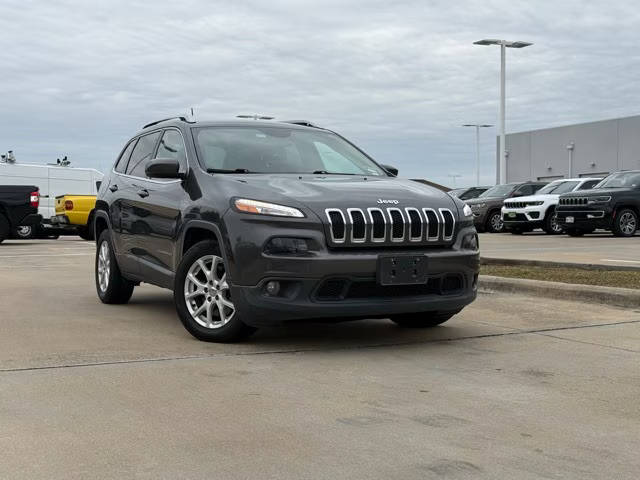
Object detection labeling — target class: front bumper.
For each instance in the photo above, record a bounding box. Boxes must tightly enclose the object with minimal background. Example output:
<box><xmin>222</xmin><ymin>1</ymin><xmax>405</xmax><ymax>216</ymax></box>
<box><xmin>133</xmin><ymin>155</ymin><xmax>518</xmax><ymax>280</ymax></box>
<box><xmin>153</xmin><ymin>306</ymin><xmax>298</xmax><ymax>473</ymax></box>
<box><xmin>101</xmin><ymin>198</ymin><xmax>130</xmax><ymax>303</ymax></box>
<box><xmin>501</xmin><ymin>207</ymin><xmax>544</xmax><ymax>229</ymax></box>
<box><xmin>222</xmin><ymin>211</ymin><xmax>479</xmax><ymax>326</ymax></box>
<box><xmin>556</xmin><ymin>206</ymin><xmax>612</xmax><ymax>230</ymax></box>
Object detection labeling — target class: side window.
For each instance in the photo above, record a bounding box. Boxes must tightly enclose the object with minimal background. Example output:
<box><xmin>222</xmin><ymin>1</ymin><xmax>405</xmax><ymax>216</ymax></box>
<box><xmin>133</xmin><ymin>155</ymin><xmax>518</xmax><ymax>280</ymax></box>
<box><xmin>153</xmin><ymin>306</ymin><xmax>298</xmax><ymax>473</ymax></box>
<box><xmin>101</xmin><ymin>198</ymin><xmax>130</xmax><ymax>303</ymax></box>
<box><xmin>579</xmin><ymin>180</ymin><xmax>599</xmax><ymax>190</ymax></box>
<box><xmin>115</xmin><ymin>140</ymin><xmax>136</xmax><ymax>173</ymax></box>
<box><xmin>126</xmin><ymin>132</ymin><xmax>161</xmax><ymax>178</ymax></box>
<box><xmin>531</xmin><ymin>184</ymin><xmax>544</xmax><ymax>193</ymax></box>
<box><xmin>157</xmin><ymin>130</ymin><xmax>186</xmax><ymax>163</ymax></box>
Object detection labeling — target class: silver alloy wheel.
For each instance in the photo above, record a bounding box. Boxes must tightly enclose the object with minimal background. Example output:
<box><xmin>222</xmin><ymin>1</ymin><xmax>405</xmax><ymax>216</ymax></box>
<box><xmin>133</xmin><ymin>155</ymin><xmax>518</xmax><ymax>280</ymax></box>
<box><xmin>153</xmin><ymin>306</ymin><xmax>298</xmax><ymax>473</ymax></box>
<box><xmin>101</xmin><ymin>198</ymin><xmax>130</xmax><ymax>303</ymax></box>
<box><xmin>620</xmin><ymin>212</ymin><xmax>637</xmax><ymax>235</ymax></box>
<box><xmin>550</xmin><ymin>212</ymin><xmax>562</xmax><ymax>233</ymax></box>
<box><xmin>491</xmin><ymin>213</ymin><xmax>503</xmax><ymax>232</ymax></box>
<box><xmin>97</xmin><ymin>241</ymin><xmax>111</xmax><ymax>292</ymax></box>
<box><xmin>184</xmin><ymin>254</ymin><xmax>235</xmax><ymax>329</ymax></box>
<box><xmin>16</xmin><ymin>226</ymin><xmax>32</xmax><ymax>238</ymax></box>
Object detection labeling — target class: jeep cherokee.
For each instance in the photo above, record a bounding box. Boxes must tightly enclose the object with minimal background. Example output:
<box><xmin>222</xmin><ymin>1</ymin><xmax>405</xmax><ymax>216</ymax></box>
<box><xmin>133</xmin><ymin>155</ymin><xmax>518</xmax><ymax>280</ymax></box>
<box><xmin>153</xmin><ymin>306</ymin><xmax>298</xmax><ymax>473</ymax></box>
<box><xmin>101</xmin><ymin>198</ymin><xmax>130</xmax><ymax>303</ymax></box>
<box><xmin>94</xmin><ymin>118</ymin><xmax>480</xmax><ymax>342</ymax></box>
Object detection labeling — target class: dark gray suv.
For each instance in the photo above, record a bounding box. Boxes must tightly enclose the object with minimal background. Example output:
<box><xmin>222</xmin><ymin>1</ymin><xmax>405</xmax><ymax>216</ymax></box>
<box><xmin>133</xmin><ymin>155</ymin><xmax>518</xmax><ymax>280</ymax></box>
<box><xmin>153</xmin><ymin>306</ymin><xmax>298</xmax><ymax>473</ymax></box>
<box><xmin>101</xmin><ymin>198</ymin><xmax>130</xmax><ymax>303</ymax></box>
<box><xmin>94</xmin><ymin>118</ymin><xmax>480</xmax><ymax>342</ymax></box>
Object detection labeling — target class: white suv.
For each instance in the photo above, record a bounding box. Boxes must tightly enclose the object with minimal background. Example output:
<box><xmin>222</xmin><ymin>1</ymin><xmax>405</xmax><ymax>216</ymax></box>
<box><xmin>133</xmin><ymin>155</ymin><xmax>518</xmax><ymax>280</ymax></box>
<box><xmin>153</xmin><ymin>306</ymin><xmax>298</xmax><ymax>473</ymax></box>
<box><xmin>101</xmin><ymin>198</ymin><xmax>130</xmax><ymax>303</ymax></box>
<box><xmin>501</xmin><ymin>178</ymin><xmax>602</xmax><ymax>234</ymax></box>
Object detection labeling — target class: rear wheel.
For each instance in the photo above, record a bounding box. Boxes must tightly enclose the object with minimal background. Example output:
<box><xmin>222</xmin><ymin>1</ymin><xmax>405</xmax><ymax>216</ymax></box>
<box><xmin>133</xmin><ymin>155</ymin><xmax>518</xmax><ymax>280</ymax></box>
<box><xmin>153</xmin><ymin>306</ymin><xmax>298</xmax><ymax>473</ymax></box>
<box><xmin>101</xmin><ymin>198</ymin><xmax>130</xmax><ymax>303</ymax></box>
<box><xmin>543</xmin><ymin>209</ymin><xmax>563</xmax><ymax>235</ymax></box>
<box><xmin>390</xmin><ymin>310</ymin><xmax>460</xmax><ymax>328</ymax></box>
<box><xmin>485</xmin><ymin>211</ymin><xmax>504</xmax><ymax>233</ymax></box>
<box><xmin>78</xmin><ymin>226</ymin><xmax>94</xmax><ymax>241</ymax></box>
<box><xmin>14</xmin><ymin>225</ymin><xmax>36</xmax><ymax>239</ymax></box>
<box><xmin>0</xmin><ymin>214</ymin><xmax>9</xmax><ymax>244</ymax></box>
<box><xmin>95</xmin><ymin>230</ymin><xmax>135</xmax><ymax>304</ymax></box>
<box><xmin>612</xmin><ymin>209</ymin><xmax>637</xmax><ymax>237</ymax></box>
<box><xmin>174</xmin><ymin>240</ymin><xmax>256</xmax><ymax>342</ymax></box>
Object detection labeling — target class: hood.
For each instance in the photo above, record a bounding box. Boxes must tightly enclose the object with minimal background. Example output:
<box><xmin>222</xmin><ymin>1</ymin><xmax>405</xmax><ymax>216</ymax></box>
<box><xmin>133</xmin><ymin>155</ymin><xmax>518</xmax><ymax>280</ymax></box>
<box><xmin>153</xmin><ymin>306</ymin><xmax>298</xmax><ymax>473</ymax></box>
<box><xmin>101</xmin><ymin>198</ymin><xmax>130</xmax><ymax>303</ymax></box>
<box><xmin>561</xmin><ymin>188</ymin><xmax>632</xmax><ymax>197</ymax></box>
<box><xmin>215</xmin><ymin>174</ymin><xmax>458</xmax><ymax>216</ymax></box>
<box><xmin>504</xmin><ymin>193</ymin><xmax>557</xmax><ymax>203</ymax></box>
<box><xmin>465</xmin><ymin>196</ymin><xmax>505</xmax><ymax>205</ymax></box>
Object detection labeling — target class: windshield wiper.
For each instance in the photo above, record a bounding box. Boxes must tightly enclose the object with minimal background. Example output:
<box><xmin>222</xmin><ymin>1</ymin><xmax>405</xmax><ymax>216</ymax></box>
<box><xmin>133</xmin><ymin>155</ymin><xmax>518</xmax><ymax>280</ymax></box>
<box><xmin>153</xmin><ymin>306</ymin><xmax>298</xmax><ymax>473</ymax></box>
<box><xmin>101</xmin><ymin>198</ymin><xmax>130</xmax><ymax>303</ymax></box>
<box><xmin>312</xmin><ymin>170</ymin><xmax>358</xmax><ymax>175</ymax></box>
<box><xmin>207</xmin><ymin>168</ymin><xmax>254</xmax><ymax>174</ymax></box>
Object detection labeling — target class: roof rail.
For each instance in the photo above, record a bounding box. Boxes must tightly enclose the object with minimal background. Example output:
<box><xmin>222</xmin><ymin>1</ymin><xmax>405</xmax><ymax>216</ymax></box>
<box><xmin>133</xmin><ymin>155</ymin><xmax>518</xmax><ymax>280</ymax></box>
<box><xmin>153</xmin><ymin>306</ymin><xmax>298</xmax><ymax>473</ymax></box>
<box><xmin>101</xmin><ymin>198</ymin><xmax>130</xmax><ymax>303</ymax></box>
<box><xmin>142</xmin><ymin>116</ymin><xmax>192</xmax><ymax>129</ymax></box>
<box><xmin>282</xmin><ymin>120</ymin><xmax>320</xmax><ymax>128</ymax></box>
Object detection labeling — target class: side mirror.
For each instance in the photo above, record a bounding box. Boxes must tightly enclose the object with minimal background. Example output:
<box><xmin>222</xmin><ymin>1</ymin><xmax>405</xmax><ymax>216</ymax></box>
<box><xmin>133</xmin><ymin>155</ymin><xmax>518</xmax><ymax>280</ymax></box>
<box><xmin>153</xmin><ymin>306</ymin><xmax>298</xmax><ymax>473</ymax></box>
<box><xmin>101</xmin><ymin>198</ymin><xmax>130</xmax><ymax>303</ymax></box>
<box><xmin>145</xmin><ymin>158</ymin><xmax>185</xmax><ymax>179</ymax></box>
<box><xmin>381</xmin><ymin>164</ymin><xmax>399</xmax><ymax>176</ymax></box>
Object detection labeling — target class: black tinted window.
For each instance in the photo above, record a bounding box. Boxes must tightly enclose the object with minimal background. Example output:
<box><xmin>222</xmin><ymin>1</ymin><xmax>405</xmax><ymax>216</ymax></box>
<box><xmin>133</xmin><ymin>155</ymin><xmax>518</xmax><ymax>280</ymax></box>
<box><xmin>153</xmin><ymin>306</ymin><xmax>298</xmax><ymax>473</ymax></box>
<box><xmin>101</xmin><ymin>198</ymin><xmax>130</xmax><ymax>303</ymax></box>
<box><xmin>115</xmin><ymin>140</ymin><xmax>136</xmax><ymax>173</ymax></box>
<box><xmin>516</xmin><ymin>184</ymin><xmax>534</xmax><ymax>196</ymax></box>
<box><xmin>579</xmin><ymin>180</ymin><xmax>600</xmax><ymax>190</ymax></box>
<box><xmin>532</xmin><ymin>184</ymin><xmax>545</xmax><ymax>193</ymax></box>
<box><xmin>126</xmin><ymin>132</ymin><xmax>161</xmax><ymax>178</ymax></box>
<box><xmin>157</xmin><ymin>130</ymin><xmax>186</xmax><ymax>163</ymax></box>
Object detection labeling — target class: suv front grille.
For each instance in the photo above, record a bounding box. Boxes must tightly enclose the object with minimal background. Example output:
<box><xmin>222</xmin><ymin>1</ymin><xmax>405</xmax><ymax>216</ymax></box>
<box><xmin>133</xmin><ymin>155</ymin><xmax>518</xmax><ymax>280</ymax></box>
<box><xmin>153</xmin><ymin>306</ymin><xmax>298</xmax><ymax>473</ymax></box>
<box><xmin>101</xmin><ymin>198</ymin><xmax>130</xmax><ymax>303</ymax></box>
<box><xmin>325</xmin><ymin>207</ymin><xmax>456</xmax><ymax>247</ymax></box>
<box><xmin>559</xmin><ymin>197</ymin><xmax>588</xmax><ymax>206</ymax></box>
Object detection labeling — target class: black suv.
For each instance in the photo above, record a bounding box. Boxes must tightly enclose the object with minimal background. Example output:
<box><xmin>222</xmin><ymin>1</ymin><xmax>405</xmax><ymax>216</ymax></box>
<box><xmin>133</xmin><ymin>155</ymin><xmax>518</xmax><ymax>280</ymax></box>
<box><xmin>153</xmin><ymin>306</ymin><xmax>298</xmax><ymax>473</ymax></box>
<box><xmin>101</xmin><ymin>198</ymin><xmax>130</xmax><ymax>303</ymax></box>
<box><xmin>556</xmin><ymin>170</ymin><xmax>640</xmax><ymax>237</ymax></box>
<box><xmin>94</xmin><ymin>118</ymin><xmax>479</xmax><ymax>342</ymax></box>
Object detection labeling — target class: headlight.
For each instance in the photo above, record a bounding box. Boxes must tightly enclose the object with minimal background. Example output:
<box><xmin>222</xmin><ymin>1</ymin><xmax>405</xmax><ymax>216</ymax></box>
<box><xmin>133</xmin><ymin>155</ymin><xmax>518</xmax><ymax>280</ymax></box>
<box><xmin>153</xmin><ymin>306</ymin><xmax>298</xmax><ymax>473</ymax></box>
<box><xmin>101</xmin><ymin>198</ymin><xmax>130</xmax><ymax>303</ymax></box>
<box><xmin>587</xmin><ymin>196</ymin><xmax>611</xmax><ymax>205</ymax></box>
<box><xmin>529</xmin><ymin>201</ymin><xmax>544</xmax><ymax>206</ymax></box>
<box><xmin>234</xmin><ymin>198</ymin><xmax>305</xmax><ymax>217</ymax></box>
<box><xmin>462</xmin><ymin>204</ymin><xmax>473</xmax><ymax>217</ymax></box>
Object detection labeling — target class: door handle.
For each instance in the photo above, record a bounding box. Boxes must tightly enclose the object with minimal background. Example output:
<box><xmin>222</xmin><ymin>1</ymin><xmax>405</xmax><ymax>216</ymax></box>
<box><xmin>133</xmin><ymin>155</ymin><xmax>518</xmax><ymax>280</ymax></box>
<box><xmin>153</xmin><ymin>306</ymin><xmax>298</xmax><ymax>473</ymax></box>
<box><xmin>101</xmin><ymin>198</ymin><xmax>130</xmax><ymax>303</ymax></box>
<box><xmin>109</xmin><ymin>184</ymin><xmax>118</xmax><ymax>192</ymax></box>
<box><xmin>137</xmin><ymin>189</ymin><xmax>149</xmax><ymax>198</ymax></box>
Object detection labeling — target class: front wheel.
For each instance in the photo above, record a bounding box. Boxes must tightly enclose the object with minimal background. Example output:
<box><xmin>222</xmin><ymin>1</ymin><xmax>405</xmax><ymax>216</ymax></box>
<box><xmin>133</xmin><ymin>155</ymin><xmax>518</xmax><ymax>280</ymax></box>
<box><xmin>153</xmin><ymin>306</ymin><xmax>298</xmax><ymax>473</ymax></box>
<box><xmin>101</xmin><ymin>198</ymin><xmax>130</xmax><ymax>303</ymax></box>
<box><xmin>543</xmin><ymin>210</ymin><xmax>563</xmax><ymax>235</ymax></box>
<box><xmin>390</xmin><ymin>310</ymin><xmax>460</xmax><ymax>328</ymax></box>
<box><xmin>95</xmin><ymin>230</ymin><xmax>135</xmax><ymax>304</ymax></box>
<box><xmin>174</xmin><ymin>240</ymin><xmax>255</xmax><ymax>342</ymax></box>
<box><xmin>612</xmin><ymin>209</ymin><xmax>638</xmax><ymax>237</ymax></box>
<box><xmin>485</xmin><ymin>211</ymin><xmax>504</xmax><ymax>233</ymax></box>
<box><xmin>14</xmin><ymin>225</ymin><xmax>36</xmax><ymax>239</ymax></box>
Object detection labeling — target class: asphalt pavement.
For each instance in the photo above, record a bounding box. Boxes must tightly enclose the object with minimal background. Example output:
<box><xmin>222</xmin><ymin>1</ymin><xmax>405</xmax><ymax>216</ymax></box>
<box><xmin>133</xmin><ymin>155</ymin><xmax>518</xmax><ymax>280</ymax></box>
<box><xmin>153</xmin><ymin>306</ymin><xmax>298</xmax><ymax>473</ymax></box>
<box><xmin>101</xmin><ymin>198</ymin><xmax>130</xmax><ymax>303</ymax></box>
<box><xmin>0</xmin><ymin>237</ymin><xmax>639</xmax><ymax>479</ymax></box>
<box><xmin>480</xmin><ymin>231</ymin><xmax>640</xmax><ymax>268</ymax></box>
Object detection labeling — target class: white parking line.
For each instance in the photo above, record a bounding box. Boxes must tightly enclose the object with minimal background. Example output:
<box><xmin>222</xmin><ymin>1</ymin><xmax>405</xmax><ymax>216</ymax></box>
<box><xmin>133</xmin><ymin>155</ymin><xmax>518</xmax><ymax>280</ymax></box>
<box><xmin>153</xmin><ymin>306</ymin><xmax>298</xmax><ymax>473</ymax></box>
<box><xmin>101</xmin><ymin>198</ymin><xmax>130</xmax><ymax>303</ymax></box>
<box><xmin>0</xmin><ymin>253</ymin><xmax>94</xmax><ymax>258</ymax></box>
<box><xmin>600</xmin><ymin>259</ymin><xmax>640</xmax><ymax>264</ymax></box>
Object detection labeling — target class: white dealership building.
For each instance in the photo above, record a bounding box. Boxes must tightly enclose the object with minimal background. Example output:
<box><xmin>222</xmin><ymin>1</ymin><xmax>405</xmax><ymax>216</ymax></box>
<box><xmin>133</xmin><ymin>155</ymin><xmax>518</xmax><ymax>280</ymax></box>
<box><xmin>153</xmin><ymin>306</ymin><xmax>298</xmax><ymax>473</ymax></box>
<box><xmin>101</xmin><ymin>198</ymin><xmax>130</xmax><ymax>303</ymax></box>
<box><xmin>501</xmin><ymin>114</ymin><xmax>640</xmax><ymax>183</ymax></box>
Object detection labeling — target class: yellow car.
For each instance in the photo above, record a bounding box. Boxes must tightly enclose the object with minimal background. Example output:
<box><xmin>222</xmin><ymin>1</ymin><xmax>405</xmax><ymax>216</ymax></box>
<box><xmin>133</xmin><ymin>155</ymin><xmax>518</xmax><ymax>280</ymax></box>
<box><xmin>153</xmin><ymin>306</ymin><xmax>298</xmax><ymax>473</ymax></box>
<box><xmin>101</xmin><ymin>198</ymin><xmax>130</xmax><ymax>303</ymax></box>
<box><xmin>51</xmin><ymin>195</ymin><xmax>97</xmax><ymax>240</ymax></box>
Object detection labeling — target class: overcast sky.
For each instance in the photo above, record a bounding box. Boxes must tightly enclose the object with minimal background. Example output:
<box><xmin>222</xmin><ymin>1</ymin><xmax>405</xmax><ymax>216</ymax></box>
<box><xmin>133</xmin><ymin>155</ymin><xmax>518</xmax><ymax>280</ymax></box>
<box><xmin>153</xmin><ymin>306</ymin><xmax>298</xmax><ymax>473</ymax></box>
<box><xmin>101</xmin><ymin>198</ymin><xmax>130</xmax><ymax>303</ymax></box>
<box><xmin>1</xmin><ymin>0</ymin><xmax>639</xmax><ymax>187</ymax></box>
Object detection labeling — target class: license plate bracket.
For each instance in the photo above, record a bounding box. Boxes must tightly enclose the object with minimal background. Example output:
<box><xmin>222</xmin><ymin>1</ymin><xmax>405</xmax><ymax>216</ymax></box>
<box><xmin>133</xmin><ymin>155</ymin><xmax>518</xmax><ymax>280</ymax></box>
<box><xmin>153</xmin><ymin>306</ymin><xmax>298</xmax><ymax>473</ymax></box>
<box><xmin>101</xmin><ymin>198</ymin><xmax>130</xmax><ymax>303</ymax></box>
<box><xmin>377</xmin><ymin>255</ymin><xmax>428</xmax><ymax>286</ymax></box>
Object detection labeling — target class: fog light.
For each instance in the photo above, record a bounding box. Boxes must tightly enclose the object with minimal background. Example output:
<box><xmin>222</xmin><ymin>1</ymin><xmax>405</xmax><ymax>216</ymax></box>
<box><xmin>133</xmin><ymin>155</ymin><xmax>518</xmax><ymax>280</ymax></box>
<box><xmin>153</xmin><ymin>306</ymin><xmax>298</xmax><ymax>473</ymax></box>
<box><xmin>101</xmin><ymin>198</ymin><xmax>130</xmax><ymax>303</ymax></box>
<box><xmin>265</xmin><ymin>280</ymin><xmax>281</xmax><ymax>296</ymax></box>
<box><xmin>264</xmin><ymin>237</ymin><xmax>309</xmax><ymax>255</ymax></box>
<box><xmin>461</xmin><ymin>233</ymin><xmax>479</xmax><ymax>250</ymax></box>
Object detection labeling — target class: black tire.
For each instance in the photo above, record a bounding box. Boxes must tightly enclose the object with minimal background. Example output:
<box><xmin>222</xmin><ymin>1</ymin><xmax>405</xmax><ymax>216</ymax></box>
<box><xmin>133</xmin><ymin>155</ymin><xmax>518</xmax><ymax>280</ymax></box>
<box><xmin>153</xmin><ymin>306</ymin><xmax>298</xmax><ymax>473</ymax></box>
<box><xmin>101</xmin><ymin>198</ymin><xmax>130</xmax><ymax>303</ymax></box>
<box><xmin>174</xmin><ymin>240</ymin><xmax>256</xmax><ymax>342</ymax></box>
<box><xmin>485</xmin><ymin>210</ymin><xmax>504</xmax><ymax>233</ymax></box>
<box><xmin>543</xmin><ymin>209</ymin><xmax>563</xmax><ymax>235</ymax></box>
<box><xmin>0</xmin><ymin>214</ymin><xmax>9</xmax><ymax>244</ymax></box>
<box><xmin>612</xmin><ymin>208</ymin><xmax>638</xmax><ymax>237</ymax></box>
<box><xmin>390</xmin><ymin>310</ymin><xmax>460</xmax><ymax>328</ymax></box>
<box><xmin>78</xmin><ymin>226</ymin><xmax>94</xmax><ymax>241</ymax></box>
<box><xmin>13</xmin><ymin>225</ymin><xmax>36</xmax><ymax>239</ymax></box>
<box><xmin>95</xmin><ymin>230</ymin><xmax>135</xmax><ymax>304</ymax></box>
<box><xmin>566</xmin><ymin>228</ymin><xmax>584</xmax><ymax>237</ymax></box>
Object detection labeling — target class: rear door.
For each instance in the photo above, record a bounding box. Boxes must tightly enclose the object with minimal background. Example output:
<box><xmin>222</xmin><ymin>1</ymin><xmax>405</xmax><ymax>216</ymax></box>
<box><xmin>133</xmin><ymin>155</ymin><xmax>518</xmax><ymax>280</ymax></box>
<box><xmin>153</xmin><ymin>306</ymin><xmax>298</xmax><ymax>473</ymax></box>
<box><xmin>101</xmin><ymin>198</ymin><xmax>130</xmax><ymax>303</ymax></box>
<box><xmin>126</xmin><ymin>129</ymin><xmax>185</xmax><ymax>287</ymax></box>
<box><xmin>118</xmin><ymin>131</ymin><xmax>162</xmax><ymax>275</ymax></box>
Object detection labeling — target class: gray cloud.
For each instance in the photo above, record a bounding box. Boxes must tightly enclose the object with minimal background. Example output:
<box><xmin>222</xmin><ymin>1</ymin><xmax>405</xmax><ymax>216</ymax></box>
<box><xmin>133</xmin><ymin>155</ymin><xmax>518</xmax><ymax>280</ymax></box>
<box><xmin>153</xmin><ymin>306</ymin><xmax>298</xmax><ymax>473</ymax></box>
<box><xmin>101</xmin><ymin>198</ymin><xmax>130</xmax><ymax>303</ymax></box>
<box><xmin>1</xmin><ymin>0</ymin><xmax>638</xmax><ymax>186</ymax></box>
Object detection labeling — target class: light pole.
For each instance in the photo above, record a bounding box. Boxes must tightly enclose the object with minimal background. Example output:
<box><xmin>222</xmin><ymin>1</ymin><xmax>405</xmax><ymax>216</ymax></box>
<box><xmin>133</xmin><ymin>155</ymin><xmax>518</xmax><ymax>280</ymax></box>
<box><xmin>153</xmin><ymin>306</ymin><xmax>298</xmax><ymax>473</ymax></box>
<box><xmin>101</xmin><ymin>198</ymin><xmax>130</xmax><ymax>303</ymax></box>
<box><xmin>448</xmin><ymin>173</ymin><xmax>462</xmax><ymax>188</ymax></box>
<box><xmin>473</xmin><ymin>39</ymin><xmax>533</xmax><ymax>184</ymax></box>
<box><xmin>462</xmin><ymin>124</ymin><xmax>493</xmax><ymax>187</ymax></box>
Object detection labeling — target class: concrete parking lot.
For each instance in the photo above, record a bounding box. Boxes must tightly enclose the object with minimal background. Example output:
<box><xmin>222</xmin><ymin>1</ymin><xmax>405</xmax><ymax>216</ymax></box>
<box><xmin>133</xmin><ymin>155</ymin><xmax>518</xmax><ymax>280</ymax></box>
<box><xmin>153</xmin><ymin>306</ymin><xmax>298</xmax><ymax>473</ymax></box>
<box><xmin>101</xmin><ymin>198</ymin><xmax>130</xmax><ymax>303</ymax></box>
<box><xmin>480</xmin><ymin>231</ymin><xmax>640</xmax><ymax>268</ymax></box>
<box><xmin>1</xmin><ymin>238</ymin><xmax>639</xmax><ymax>479</ymax></box>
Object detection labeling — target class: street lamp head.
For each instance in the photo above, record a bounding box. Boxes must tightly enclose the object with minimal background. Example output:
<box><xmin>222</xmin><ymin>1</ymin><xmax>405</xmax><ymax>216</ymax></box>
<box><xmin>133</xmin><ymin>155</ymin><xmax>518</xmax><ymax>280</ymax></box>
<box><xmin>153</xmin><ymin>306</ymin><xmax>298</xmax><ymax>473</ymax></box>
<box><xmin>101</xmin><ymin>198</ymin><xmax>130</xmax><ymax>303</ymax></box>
<box><xmin>473</xmin><ymin>39</ymin><xmax>502</xmax><ymax>46</ymax></box>
<box><xmin>473</xmin><ymin>39</ymin><xmax>533</xmax><ymax>48</ymax></box>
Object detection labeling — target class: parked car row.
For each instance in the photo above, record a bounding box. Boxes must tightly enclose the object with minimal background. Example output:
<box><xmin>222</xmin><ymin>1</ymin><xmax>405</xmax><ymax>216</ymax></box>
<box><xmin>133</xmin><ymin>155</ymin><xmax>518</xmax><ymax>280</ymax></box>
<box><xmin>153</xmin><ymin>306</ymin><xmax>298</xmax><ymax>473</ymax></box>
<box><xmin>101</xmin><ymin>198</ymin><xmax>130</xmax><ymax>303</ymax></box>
<box><xmin>461</xmin><ymin>170</ymin><xmax>640</xmax><ymax>237</ymax></box>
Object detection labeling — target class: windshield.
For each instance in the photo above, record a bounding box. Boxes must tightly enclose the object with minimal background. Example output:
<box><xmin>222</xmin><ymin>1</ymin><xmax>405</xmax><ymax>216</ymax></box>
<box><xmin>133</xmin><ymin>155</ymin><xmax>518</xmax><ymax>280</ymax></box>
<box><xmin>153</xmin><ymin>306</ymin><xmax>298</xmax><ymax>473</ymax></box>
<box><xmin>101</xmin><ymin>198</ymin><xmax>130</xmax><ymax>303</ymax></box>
<box><xmin>479</xmin><ymin>184</ymin><xmax>515</xmax><ymax>198</ymax></box>
<box><xmin>193</xmin><ymin>127</ymin><xmax>387</xmax><ymax>176</ymax></box>
<box><xmin>596</xmin><ymin>171</ymin><xmax>640</xmax><ymax>189</ymax></box>
<box><xmin>536</xmin><ymin>181</ymin><xmax>579</xmax><ymax>194</ymax></box>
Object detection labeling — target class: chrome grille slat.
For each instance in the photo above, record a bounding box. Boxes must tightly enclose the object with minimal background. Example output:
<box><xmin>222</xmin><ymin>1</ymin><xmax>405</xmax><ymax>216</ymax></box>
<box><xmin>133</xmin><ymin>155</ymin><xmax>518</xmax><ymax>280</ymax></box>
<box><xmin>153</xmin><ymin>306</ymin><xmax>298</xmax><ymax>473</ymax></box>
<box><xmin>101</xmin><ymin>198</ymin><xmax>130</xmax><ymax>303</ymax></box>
<box><xmin>326</xmin><ymin>206</ymin><xmax>455</xmax><ymax>246</ymax></box>
<box><xmin>559</xmin><ymin>197</ymin><xmax>588</xmax><ymax>206</ymax></box>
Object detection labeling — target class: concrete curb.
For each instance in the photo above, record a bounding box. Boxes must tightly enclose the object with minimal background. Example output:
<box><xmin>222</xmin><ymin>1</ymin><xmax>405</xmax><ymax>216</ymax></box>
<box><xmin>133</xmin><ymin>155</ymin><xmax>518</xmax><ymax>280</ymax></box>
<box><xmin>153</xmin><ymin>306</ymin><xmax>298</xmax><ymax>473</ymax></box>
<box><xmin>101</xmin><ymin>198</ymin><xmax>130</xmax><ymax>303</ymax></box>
<box><xmin>481</xmin><ymin>257</ymin><xmax>640</xmax><ymax>272</ymax></box>
<box><xmin>479</xmin><ymin>275</ymin><xmax>640</xmax><ymax>309</ymax></box>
